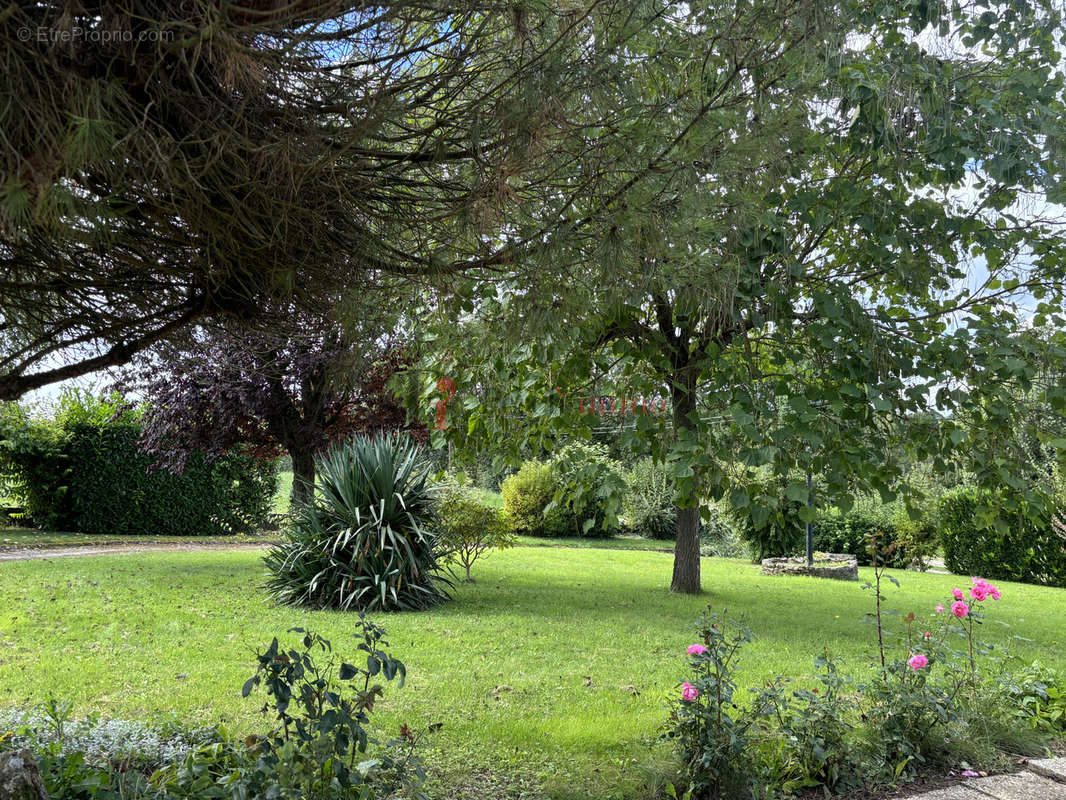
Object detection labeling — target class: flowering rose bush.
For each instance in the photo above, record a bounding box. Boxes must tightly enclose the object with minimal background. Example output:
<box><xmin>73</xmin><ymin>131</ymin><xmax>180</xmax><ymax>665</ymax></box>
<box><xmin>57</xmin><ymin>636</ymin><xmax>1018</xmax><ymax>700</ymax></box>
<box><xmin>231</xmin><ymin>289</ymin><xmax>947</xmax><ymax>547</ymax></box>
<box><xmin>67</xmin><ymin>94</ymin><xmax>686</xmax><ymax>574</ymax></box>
<box><xmin>664</xmin><ymin>577</ymin><xmax>1050</xmax><ymax>798</ymax></box>
<box><xmin>664</xmin><ymin>608</ymin><xmax>779</xmax><ymax>800</ymax></box>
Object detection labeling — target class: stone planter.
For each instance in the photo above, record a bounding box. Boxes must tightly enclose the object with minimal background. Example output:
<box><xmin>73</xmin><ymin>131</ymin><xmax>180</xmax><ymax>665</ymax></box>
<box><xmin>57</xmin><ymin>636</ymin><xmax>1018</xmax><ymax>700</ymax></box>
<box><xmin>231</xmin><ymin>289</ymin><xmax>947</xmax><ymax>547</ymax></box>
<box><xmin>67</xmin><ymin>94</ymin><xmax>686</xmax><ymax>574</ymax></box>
<box><xmin>761</xmin><ymin>553</ymin><xmax>858</xmax><ymax>581</ymax></box>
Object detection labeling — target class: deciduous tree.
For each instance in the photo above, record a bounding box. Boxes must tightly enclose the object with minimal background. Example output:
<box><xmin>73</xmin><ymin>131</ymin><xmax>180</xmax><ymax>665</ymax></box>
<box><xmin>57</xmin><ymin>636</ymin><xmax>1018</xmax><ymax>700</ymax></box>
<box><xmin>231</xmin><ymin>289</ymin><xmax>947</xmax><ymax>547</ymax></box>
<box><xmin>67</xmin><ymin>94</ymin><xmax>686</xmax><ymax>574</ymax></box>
<box><xmin>128</xmin><ymin>309</ymin><xmax>423</xmax><ymax>506</ymax></box>
<box><xmin>417</xmin><ymin>0</ymin><xmax>1066</xmax><ymax>593</ymax></box>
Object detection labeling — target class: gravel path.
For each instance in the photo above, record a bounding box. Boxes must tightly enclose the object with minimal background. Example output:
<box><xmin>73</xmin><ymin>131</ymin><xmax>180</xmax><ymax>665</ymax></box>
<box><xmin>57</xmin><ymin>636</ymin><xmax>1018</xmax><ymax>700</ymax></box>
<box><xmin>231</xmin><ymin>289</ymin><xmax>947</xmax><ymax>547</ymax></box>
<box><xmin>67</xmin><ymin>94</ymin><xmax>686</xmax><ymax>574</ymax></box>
<box><xmin>0</xmin><ymin>542</ymin><xmax>270</xmax><ymax>562</ymax></box>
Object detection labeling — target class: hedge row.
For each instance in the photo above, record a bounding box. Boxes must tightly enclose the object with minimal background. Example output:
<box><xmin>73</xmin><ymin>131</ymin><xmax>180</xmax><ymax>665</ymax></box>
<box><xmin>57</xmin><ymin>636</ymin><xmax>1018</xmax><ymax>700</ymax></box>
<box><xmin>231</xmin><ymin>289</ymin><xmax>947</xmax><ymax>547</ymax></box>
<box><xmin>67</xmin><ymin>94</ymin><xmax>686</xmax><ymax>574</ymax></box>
<box><xmin>0</xmin><ymin>397</ymin><xmax>276</xmax><ymax>536</ymax></box>
<box><xmin>939</xmin><ymin>487</ymin><xmax>1066</xmax><ymax>588</ymax></box>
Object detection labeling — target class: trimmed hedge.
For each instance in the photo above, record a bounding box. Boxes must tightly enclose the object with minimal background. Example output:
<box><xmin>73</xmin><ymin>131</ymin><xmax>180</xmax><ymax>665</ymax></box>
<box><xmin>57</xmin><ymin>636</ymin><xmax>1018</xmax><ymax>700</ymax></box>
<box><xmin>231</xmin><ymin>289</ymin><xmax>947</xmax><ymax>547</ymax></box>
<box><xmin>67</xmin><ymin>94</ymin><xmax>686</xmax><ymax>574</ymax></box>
<box><xmin>938</xmin><ymin>487</ymin><xmax>1066</xmax><ymax>588</ymax></box>
<box><xmin>0</xmin><ymin>397</ymin><xmax>276</xmax><ymax>536</ymax></box>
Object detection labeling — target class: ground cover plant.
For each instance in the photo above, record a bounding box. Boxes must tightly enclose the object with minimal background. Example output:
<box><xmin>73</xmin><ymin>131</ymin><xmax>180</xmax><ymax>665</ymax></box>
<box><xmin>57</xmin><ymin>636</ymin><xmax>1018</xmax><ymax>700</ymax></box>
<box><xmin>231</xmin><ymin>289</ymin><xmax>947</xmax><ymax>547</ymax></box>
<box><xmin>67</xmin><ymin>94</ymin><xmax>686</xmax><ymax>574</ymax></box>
<box><xmin>2</xmin><ymin>547</ymin><xmax>1065</xmax><ymax>799</ymax></box>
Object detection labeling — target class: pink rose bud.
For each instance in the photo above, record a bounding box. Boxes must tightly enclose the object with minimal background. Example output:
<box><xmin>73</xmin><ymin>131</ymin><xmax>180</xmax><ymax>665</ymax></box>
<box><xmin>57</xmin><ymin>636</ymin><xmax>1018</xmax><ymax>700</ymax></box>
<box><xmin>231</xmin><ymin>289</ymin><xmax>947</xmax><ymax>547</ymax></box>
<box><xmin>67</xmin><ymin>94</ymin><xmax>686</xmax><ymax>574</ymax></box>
<box><xmin>681</xmin><ymin>682</ymin><xmax>699</xmax><ymax>702</ymax></box>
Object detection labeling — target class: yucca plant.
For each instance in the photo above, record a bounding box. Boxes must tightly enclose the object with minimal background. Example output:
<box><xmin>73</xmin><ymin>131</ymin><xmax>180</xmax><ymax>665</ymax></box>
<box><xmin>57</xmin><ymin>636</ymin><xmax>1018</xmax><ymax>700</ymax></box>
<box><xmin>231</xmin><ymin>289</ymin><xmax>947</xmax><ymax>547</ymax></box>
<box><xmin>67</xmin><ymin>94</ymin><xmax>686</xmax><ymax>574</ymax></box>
<box><xmin>264</xmin><ymin>435</ymin><xmax>449</xmax><ymax>612</ymax></box>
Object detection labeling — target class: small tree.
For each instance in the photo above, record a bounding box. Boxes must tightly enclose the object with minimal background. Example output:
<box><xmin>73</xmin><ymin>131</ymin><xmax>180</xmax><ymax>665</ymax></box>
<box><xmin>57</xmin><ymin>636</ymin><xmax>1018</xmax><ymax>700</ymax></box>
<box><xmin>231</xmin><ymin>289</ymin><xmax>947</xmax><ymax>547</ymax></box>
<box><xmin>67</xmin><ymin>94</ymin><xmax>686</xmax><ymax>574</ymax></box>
<box><xmin>127</xmin><ymin>310</ymin><xmax>424</xmax><ymax>507</ymax></box>
<box><xmin>436</xmin><ymin>487</ymin><xmax>514</xmax><ymax>582</ymax></box>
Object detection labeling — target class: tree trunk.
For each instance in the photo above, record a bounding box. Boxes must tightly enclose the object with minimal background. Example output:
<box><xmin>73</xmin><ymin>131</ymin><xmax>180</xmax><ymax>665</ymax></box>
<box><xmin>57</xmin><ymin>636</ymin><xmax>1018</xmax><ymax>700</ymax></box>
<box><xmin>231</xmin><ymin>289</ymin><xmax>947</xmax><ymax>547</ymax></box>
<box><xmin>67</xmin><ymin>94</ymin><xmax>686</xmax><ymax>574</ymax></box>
<box><xmin>672</xmin><ymin>505</ymin><xmax>702</xmax><ymax>593</ymax></box>
<box><xmin>289</xmin><ymin>445</ymin><xmax>316</xmax><ymax>508</ymax></box>
<box><xmin>670</xmin><ymin>365</ymin><xmax>702</xmax><ymax>594</ymax></box>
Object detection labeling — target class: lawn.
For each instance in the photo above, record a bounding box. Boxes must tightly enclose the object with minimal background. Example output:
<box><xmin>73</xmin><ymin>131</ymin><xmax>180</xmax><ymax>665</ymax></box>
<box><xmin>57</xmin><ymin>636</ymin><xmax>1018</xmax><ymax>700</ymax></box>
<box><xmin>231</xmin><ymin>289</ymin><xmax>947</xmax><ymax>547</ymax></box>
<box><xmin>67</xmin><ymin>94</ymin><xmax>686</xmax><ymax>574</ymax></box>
<box><xmin>273</xmin><ymin>469</ymin><xmax>294</xmax><ymax>515</ymax></box>
<box><xmin>0</xmin><ymin>527</ymin><xmax>280</xmax><ymax>549</ymax></box>
<box><xmin>1</xmin><ymin>547</ymin><xmax>1064</xmax><ymax>799</ymax></box>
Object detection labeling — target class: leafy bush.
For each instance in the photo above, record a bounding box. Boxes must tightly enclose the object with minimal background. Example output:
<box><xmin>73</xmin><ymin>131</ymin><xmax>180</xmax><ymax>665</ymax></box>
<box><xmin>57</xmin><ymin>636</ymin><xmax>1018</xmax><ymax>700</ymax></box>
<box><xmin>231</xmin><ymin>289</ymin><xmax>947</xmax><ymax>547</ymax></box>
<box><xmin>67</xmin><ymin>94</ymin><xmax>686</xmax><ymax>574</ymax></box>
<box><xmin>547</xmin><ymin>440</ymin><xmax>625</xmax><ymax>537</ymax></box>
<box><xmin>500</xmin><ymin>443</ymin><xmax>625</xmax><ymax>539</ymax></box>
<box><xmin>0</xmin><ymin>393</ymin><xmax>276</xmax><ymax>536</ymax></box>
<box><xmin>264</xmin><ymin>435</ymin><xmax>449</xmax><ymax>611</ymax></box>
<box><xmin>999</xmin><ymin>662</ymin><xmax>1066</xmax><ymax>734</ymax></box>
<box><xmin>500</xmin><ymin>460</ymin><xmax>568</xmax><ymax>537</ymax></box>
<box><xmin>623</xmin><ymin>457</ymin><xmax>677</xmax><ymax>540</ymax></box>
<box><xmin>938</xmin><ymin>487</ymin><xmax>1066</xmax><ymax>587</ymax></box>
<box><xmin>730</xmin><ymin>476</ymin><xmax>807</xmax><ymax>561</ymax></box>
<box><xmin>160</xmin><ymin>623</ymin><xmax>423</xmax><ymax>800</ymax></box>
<box><xmin>813</xmin><ymin>507</ymin><xmax>907</xmax><ymax>567</ymax></box>
<box><xmin>436</xmin><ymin>485</ymin><xmax>515</xmax><ymax>581</ymax></box>
<box><xmin>891</xmin><ymin>514</ymin><xmax>939</xmax><ymax>571</ymax></box>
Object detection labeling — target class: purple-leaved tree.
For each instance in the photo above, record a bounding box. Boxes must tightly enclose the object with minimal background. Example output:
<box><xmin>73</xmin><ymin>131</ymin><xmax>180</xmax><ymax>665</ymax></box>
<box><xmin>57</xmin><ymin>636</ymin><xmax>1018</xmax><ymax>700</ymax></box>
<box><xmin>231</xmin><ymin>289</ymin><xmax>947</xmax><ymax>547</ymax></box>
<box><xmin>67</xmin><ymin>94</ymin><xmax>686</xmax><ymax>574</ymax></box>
<box><xmin>126</xmin><ymin>311</ymin><xmax>425</xmax><ymax>507</ymax></box>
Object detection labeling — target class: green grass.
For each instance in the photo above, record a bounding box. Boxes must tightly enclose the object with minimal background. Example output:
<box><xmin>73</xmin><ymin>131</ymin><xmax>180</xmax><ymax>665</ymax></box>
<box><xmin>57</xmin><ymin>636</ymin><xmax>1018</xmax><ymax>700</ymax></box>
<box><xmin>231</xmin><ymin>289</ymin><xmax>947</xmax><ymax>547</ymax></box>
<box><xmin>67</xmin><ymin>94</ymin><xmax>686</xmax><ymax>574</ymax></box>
<box><xmin>515</xmin><ymin>534</ymin><xmax>672</xmax><ymax>551</ymax></box>
<box><xmin>0</xmin><ymin>528</ymin><xmax>279</xmax><ymax>549</ymax></box>
<box><xmin>273</xmin><ymin>469</ymin><xmax>294</xmax><ymax>515</ymax></box>
<box><xmin>465</xmin><ymin>487</ymin><xmax>503</xmax><ymax>508</ymax></box>
<box><xmin>1</xmin><ymin>548</ymin><xmax>1063</xmax><ymax>799</ymax></box>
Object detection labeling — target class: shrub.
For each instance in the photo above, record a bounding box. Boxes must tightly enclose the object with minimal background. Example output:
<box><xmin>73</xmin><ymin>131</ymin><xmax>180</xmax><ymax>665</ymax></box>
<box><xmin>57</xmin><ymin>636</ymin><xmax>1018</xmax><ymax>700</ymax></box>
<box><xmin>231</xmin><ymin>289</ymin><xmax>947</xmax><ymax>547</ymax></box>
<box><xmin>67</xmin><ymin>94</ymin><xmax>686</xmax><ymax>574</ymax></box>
<box><xmin>436</xmin><ymin>485</ymin><xmax>514</xmax><ymax>581</ymax></box>
<box><xmin>814</xmin><ymin>507</ymin><xmax>905</xmax><ymax>567</ymax></box>
<box><xmin>664</xmin><ymin>609</ymin><xmax>778</xmax><ymax>799</ymax></box>
<box><xmin>730</xmin><ymin>476</ymin><xmax>807</xmax><ymax>561</ymax></box>
<box><xmin>547</xmin><ymin>440</ymin><xmax>625</xmax><ymax>537</ymax></box>
<box><xmin>891</xmin><ymin>513</ymin><xmax>939</xmax><ymax>570</ymax></box>
<box><xmin>500</xmin><ymin>460</ymin><xmax>568</xmax><ymax>537</ymax></box>
<box><xmin>938</xmin><ymin>487</ymin><xmax>1066</xmax><ymax>588</ymax></box>
<box><xmin>264</xmin><ymin>435</ymin><xmax>449</xmax><ymax>611</ymax></box>
<box><xmin>0</xmin><ymin>393</ymin><xmax>276</xmax><ymax>536</ymax></box>
<box><xmin>1000</xmin><ymin>662</ymin><xmax>1066</xmax><ymax>734</ymax></box>
<box><xmin>159</xmin><ymin>624</ymin><xmax>423</xmax><ymax>799</ymax></box>
<box><xmin>623</xmin><ymin>457</ymin><xmax>677</xmax><ymax>540</ymax></box>
<box><xmin>699</xmin><ymin>504</ymin><xmax>748</xmax><ymax>559</ymax></box>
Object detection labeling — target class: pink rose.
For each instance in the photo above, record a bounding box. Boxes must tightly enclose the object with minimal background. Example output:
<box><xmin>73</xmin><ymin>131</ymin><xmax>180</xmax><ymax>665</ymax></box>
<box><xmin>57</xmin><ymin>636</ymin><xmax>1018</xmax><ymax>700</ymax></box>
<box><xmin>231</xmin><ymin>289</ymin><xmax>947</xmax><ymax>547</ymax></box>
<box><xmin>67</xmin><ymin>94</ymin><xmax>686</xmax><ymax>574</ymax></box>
<box><xmin>970</xmin><ymin>583</ymin><xmax>989</xmax><ymax>601</ymax></box>
<box><xmin>951</xmin><ymin>600</ymin><xmax>969</xmax><ymax>618</ymax></box>
<box><xmin>681</xmin><ymin>682</ymin><xmax>699</xmax><ymax>702</ymax></box>
<box><xmin>952</xmin><ymin>588</ymin><xmax>964</xmax><ymax>601</ymax></box>
<box><xmin>935</xmin><ymin>604</ymin><xmax>944</xmax><ymax>614</ymax></box>
<box><xmin>961</xmin><ymin>770</ymin><xmax>978</xmax><ymax>778</ymax></box>
<box><xmin>686</xmin><ymin>644</ymin><xmax>708</xmax><ymax>656</ymax></box>
<box><xmin>908</xmin><ymin>654</ymin><xmax>928</xmax><ymax>670</ymax></box>
<box><xmin>924</xmin><ymin>632</ymin><xmax>931</xmax><ymax>640</ymax></box>
<box><xmin>990</xmin><ymin>586</ymin><xmax>1001</xmax><ymax>600</ymax></box>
